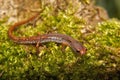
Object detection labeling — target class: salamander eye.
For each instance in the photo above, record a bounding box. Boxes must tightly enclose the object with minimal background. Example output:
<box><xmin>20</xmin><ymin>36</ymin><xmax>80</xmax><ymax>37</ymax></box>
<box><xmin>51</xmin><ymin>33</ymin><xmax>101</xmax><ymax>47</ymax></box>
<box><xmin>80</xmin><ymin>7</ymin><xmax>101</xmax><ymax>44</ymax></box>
<box><xmin>76</xmin><ymin>50</ymin><xmax>80</xmax><ymax>53</ymax></box>
<box><xmin>76</xmin><ymin>50</ymin><xmax>81</xmax><ymax>54</ymax></box>
<box><xmin>85</xmin><ymin>48</ymin><xmax>87</xmax><ymax>51</ymax></box>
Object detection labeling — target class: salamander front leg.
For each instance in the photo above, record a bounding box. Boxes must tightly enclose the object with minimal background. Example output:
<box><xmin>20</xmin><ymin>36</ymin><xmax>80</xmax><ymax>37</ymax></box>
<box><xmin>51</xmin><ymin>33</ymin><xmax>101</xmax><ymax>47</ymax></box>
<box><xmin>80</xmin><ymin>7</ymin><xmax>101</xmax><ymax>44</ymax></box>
<box><xmin>61</xmin><ymin>44</ymin><xmax>67</xmax><ymax>52</ymax></box>
<box><xmin>61</xmin><ymin>42</ymin><xmax>69</xmax><ymax>53</ymax></box>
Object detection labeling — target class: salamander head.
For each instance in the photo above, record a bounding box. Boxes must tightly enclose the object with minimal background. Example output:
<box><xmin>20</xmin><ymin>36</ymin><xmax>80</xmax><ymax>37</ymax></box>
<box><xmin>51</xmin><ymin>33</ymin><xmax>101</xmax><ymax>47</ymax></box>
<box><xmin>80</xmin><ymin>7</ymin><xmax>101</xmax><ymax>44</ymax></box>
<box><xmin>71</xmin><ymin>41</ymin><xmax>87</xmax><ymax>55</ymax></box>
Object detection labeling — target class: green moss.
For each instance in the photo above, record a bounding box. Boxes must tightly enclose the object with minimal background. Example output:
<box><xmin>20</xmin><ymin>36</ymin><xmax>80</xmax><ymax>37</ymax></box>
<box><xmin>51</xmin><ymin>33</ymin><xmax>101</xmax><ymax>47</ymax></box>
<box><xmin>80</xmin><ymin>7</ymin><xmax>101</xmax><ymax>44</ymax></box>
<box><xmin>0</xmin><ymin>1</ymin><xmax>120</xmax><ymax>80</ymax></box>
<box><xmin>82</xmin><ymin>19</ymin><xmax>120</xmax><ymax>79</ymax></box>
<box><xmin>0</xmin><ymin>5</ymin><xmax>84</xmax><ymax>79</ymax></box>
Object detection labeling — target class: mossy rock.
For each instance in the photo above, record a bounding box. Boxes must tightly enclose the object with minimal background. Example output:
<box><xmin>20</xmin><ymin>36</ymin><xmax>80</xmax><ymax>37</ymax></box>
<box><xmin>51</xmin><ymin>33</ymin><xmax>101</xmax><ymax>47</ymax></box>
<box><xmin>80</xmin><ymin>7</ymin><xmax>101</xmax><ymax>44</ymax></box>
<box><xmin>0</xmin><ymin>0</ymin><xmax>120</xmax><ymax>80</ymax></box>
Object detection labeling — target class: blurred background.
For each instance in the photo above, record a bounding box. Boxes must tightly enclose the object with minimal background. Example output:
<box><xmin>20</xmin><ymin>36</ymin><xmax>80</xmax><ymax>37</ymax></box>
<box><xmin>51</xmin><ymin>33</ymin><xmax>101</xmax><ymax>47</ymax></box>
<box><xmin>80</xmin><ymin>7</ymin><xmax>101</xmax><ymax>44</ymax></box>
<box><xmin>95</xmin><ymin>0</ymin><xmax>120</xmax><ymax>19</ymax></box>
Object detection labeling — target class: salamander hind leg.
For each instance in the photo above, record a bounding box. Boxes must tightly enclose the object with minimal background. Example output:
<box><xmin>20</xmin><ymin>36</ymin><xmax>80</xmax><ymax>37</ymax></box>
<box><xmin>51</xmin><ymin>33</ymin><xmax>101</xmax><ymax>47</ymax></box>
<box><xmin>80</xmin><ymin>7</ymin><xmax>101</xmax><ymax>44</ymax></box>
<box><xmin>36</xmin><ymin>42</ymin><xmax>42</xmax><ymax>54</ymax></box>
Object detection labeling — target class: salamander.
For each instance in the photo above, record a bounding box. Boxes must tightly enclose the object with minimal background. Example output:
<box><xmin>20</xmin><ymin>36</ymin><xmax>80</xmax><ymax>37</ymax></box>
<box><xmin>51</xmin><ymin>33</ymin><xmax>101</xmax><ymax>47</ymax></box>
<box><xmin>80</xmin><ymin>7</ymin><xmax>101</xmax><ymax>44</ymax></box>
<box><xmin>8</xmin><ymin>13</ymin><xmax>87</xmax><ymax>55</ymax></box>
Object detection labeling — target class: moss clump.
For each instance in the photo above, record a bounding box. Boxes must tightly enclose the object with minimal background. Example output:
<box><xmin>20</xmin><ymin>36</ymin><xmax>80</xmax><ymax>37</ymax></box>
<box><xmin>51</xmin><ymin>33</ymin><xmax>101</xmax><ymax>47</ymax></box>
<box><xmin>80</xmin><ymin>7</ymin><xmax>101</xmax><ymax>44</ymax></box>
<box><xmin>82</xmin><ymin>19</ymin><xmax>120</xmax><ymax>79</ymax></box>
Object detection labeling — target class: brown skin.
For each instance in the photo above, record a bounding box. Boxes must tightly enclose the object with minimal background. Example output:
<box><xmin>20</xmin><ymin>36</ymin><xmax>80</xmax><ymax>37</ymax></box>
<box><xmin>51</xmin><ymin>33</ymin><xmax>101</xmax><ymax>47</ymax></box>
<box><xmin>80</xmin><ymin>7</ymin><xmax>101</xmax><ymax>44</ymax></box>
<box><xmin>8</xmin><ymin>13</ymin><xmax>87</xmax><ymax>55</ymax></box>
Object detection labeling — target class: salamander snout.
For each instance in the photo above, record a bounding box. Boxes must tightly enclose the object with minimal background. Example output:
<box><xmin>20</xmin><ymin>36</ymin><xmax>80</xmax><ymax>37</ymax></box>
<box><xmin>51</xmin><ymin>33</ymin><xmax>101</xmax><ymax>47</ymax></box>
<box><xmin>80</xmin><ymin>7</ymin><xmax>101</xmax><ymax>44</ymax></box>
<box><xmin>79</xmin><ymin>47</ymin><xmax>87</xmax><ymax>55</ymax></box>
<box><xmin>72</xmin><ymin>41</ymin><xmax>87</xmax><ymax>55</ymax></box>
